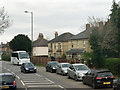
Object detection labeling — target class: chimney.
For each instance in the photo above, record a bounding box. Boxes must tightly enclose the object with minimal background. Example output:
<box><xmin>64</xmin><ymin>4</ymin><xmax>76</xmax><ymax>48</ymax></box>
<box><xmin>99</xmin><ymin>21</ymin><xmax>103</xmax><ymax>31</ymax></box>
<box><xmin>86</xmin><ymin>24</ymin><xmax>90</xmax><ymax>30</ymax></box>
<box><xmin>38</xmin><ymin>33</ymin><xmax>43</xmax><ymax>40</ymax></box>
<box><xmin>55</xmin><ymin>32</ymin><xmax>58</xmax><ymax>38</ymax></box>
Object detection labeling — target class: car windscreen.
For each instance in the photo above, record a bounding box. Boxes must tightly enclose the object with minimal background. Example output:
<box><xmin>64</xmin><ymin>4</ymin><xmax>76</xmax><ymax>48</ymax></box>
<box><xmin>62</xmin><ymin>64</ymin><xmax>70</xmax><ymax>68</ymax></box>
<box><xmin>50</xmin><ymin>62</ymin><xmax>58</xmax><ymax>67</ymax></box>
<box><xmin>1</xmin><ymin>75</ymin><xmax>14</xmax><ymax>83</ymax></box>
<box><xmin>25</xmin><ymin>63</ymin><xmax>34</xmax><ymax>68</ymax></box>
<box><xmin>97</xmin><ymin>72</ymin><xmax>113</xmax><ymax>77</ymax></box>
<box><xmin>19</xmin><ymin>52</ymin><xmax>29</xmax><ymax>59</ymax></box>
<box><xmin>74</xmin><ymin>65</ymin><xmax>89</xmax><ymax>71</ymax></box>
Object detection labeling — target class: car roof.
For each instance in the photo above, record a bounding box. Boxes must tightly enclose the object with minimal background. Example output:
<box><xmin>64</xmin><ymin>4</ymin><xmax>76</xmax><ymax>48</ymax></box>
<box><xmin>91</xmin><ymin>69</ymin><xmax>110</xmax><ymax>73</ymax></box>
<box><xmin>59</xmin><ymin>63</ymin><xmax>70</xmax><ymax>65</ymax></box>
<box><xmin>0</xmin><ymin>73</ymin><xmax>13</xmax><ymax>76</ymax></box>
<box><xmin>48</xmin><ymin>61</ymin><xmax>59</xmax><ymax>63</ymax></box>
<box><xmin>72</xmin><ymin>63</ymin><xmax>86</xmax><ymax>66</ymax></box>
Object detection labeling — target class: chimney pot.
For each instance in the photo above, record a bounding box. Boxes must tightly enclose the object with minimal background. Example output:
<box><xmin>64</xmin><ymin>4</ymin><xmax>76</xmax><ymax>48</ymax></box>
<box><xmin>99</xmin><ymin>21</ymin><xmax>103</xmax><ymax>31</ymax></box>
<box><xmin>55</xmin><ymin>32</ymin><xmax>58</xmax><ymax>38</ymax></box>
<box><xmin>86</xmin><ymin>24</ymin><xmax>90</xmax><ymax>30</ymax></box>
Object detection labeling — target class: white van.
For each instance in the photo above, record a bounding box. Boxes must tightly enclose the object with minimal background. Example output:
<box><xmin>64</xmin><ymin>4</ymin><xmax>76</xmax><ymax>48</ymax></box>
<box><xmin>11</xmin><ymin>51</ymin><xmax>30</xmax><ymax>65</ymax></box>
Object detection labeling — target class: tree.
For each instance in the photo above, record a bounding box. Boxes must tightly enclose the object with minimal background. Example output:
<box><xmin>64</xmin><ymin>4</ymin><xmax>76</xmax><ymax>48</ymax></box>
<box><xmin>0</xmin><ymin>7</ymin><xmax>11</xmax><ymax>33</ymax></box>
<box><xmin>89</xmin><ymin>27</ymin><xmax>104</xmax><ymax>68</ymax></box>
<box><xmin>9</xmin><ymin>34</ymin><xmax>32</xmax><ymax>53</ymax></box>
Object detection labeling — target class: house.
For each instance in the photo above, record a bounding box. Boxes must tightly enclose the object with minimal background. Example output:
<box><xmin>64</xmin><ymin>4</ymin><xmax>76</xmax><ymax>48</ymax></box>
<box><xmin>48</xmin><ymin>32</ymin><xmax>74</xmax><ymax>58</ymax></box>
<box><xmin>0</xmin><ymin>42</ymin><xmax>12</xmax><ymax>54</ymax></box>
<box><xmin>32</xmin><ymin>33</ymin><xmax>48</xmax><ymax>57</ymax></box>
<box><xmin>66</xmin><ymin>22</ymin><xmax>103</xmax><ymax>60</ymax></box>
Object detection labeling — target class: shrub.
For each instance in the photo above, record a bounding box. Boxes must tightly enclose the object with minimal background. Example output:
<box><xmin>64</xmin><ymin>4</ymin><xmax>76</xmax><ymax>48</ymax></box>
<box><xmin>105</xmin><ymin>58</ymin><xmax>120</xmax><ymax>77</ymax></box>
<box><xmin>2</xmin><ymin>53</ymin><xmax>10</xmax><ymax>61</ymax></box>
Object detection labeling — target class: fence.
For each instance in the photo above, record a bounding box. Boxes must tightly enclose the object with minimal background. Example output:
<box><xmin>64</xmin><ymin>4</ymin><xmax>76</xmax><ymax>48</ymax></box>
<box><xmin>31</xmin><ymin>56</ymin><xmax>82</xmax><ymax>66</ymax></box>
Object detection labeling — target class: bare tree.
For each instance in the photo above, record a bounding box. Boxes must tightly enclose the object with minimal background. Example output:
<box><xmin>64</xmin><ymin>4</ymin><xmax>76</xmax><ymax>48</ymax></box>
<box><xmin>0</xmin><ymin>7</ymin><xmax>11</xmax><ymax>33</ymax></box>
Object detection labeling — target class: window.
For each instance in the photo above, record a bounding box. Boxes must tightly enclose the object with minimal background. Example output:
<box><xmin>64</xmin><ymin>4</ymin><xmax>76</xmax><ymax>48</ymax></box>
<box><xmin>54</xmin><ymin>43</ymin><xmax>56</xmax><ymax>50</ymax></box>
<box><xmin>83</xmin><ymin>40</ymin><xmax>86</xmax><ymax>48</ymax></box>
<box><xmin>50</xmin><ymin>43</ymin><xmax>52</xmax><ymax>50</ymax></box>
<box><xmin>58</xmin><ymin>42</ymin><xmax>61</xmax><ymax>50</ymax></box>
<box><xmin>71</xmin><ymin>40</ymin><xmax>73</xmax><ymax>49</ymax></box>
<box><xmin>57</xmin><ymin>52</ymin><xmax>60</xmax><ymax>57</ymax></box>
<box><xmin>77</xmin><ymin>40</ymin><xmax>79</xmax><ymax>48</ymax></box>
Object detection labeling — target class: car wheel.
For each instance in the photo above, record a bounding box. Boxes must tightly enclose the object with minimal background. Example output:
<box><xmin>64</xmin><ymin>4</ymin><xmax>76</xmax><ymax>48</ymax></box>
<box><xmin>56</xmin><ymin>70</ymin><xmax>59</xmax><ymax>74</ymax></box>
<box><xmin>68</xmin><ymin>73</ymin><xmax>71</xmax><ymax>79</ymax></box>
<box><xmin>50</xmin><ymin>69</ymin><xmax>53</xmax><ymax>73</ymax></box>
<box><xmin>17</xmin><ymin>62</ymin><xmax>19</xmax><ymax>66</ymax></box>
<box><xmin>46</xmin><ymin>69</ymin><xmax>48</xmax><ymax>72</ymax></box>
<box><xmin>74</xmin><ymin>75</ymin><xmax>78</xmax><ymax>81</ymax></box>
<box><xmin>92</xmin><ymin>82</ymin><xmax>97</xmax><ymax>89</ymax></box>
<box><xmin>82</xmin><ymin>79</ymin><xmax>86</xmax><ymax>85</ymax></box>
<box><xmin>61</xmin><ymin>71</ymin><xmax>64</xmax><ymax>76</ymax></box>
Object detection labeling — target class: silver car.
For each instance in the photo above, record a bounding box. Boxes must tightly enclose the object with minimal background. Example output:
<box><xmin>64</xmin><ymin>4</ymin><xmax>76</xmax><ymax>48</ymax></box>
<box><xmin>67</xmin><ymin>63</ymin><xmax>90</xmax><ymax>81</ymax></box>
<box><xmin>56</xmin><ymin>63</ymin><xmax>70</xmax><ymax>76</ymax></box>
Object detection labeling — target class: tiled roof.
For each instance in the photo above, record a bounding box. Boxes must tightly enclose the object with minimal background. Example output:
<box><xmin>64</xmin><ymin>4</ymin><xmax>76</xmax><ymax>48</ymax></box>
<box><xmin>66</xmin><ymin>49</ymin><xmax>85</xmax><ymax>54</ymax></box>
<box><xmin>70</xmin><ymin>28</ymin><xmax>93</xmax><ymax>40</ymax></box>
<box><xmin>49</xmin><ymin>32</ymin><xmax>74</xmax><ymax>43</ymax></box>
<box><xmin>33</xmin><ymin>39</ymin><xmax>48</xmax><ymax>47</ymax></box>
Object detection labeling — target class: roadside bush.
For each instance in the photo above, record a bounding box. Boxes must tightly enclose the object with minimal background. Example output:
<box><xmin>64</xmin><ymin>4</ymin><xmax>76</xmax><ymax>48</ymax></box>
<box><xmin>2</xmin><ymin>53</ymin><xmax>10</xmax><ymax>61</ymax></box>
<box><xmin>105</xmin><ymin>58</ymin><xmax>120</xmax><ymax>77</ymax></box>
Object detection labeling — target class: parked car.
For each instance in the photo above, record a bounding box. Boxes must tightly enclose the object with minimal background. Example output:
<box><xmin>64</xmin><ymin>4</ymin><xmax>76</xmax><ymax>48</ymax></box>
<box><xmin>56</xmin><ymin>63</ymin><xmax>70</xmax><ymax>76</ymax></box>
<box><xmin>20</xmin><ymin>62</ymin><xmax>37</xmax><ymax>73</ymax></box>
<box><xmin>113</xmin><ymin>78</ymin><xmax>120</xmax><ymax>90</ymax></box>
<box><xmin>82</xmin><ymin>69</ymin><xmax>115</xmax><ymax>89</ymax></box>
<box><xmin>67</xmin><ymin>63</ymin><xmax>90</xmax><ymax>81</ymax></box>
<box><xmin>0</xmin><ymin>73</ymin><xmax>16</xmax><ymax>90</ymax></box>
<box><xmin>46</xmin><ymin>61</ymin><xmax>59</xmax><ymax>73</ymax></box>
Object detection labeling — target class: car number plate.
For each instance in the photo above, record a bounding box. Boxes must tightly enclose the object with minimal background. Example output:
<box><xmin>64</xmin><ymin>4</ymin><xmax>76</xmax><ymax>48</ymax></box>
<box><xmin>2</xmin><ymin>86</ymin><xmax>9</xmax><ymax>89</ymax></box>
<box><xmin>103</xmin><ymin>82</ymin><xmax>111</xmax><ymax>84</ymax></box>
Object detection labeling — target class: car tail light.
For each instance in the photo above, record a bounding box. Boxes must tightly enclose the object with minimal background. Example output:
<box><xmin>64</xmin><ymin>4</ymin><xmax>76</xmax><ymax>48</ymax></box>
<box><xmin>96</xmin><ymin>77</ymin><xmax>102</xmax><ymax>79</ymax></box>
<box><xmin>110</xmin><ymin>76</ymin><xmax>114</xmax><ymax>78</ymax></box>
<box><xmin>13</xmin><ymin>81</ymin><xmax>16</xmax><ymax>85</ymax></box>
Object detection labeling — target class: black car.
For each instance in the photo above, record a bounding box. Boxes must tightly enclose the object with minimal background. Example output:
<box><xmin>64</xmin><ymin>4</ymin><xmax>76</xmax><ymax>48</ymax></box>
<box><xmin>82</xmin><ymin>69</ymin><xmax>115</xmax><ymax>89</ymax></box>
<box><xmin>21</xmin><ymin>62</ymin><xmax>37</xmax><ymax>73</ymax></box>
<box><xmin>46</xmin><ymin>61</ymin><xmax>59</xmax><ymax>73</ymax></box>
<box><xmin>0</xmin><ymin>73</ymin><xmax>16</xmax><ymax>90</ymax></box>
<box><xmin>113</xmin><ymin>78</ymin><xmax>120</xmax><ymax>90</ymax></box>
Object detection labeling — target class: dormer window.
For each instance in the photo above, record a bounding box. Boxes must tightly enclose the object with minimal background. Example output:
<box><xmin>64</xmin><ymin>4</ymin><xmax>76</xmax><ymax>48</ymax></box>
<box><xmin>83</xmin><ymin>40</ymin><xmax>85</xmax><ymax>48</ymax></box>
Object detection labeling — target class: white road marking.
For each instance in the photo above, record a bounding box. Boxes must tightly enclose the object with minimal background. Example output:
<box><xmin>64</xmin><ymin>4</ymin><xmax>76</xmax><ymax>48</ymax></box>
<box><xmin>16</xmin><ymin>75</ymin><xmax>20</xmax><ymax>79</ymax></box>
<box><xmin>35</xmin><ymin>73</ymin><xmax>43</xmax><ymax>77</ymax></box>
<box><xmin>45</xmin><ymin>78</ymin><xmax>54</xmax><ymax>84</ymax></box>
<box><xmin>11</xmin><ymin>71</ymin><xmax>15</xmax><ymax>75</ymax></box>
<box><xmin>21</xmin><ymin>80</ymin><xmax>25</xmax><ymax>86</ymax></box>
<box><xmin>7</xmin><ymin>69</ymin><xmax>11</xmax><ymax>71</ymax></box>
<box><xmin>25</xmin><ymin>83</ymin><xmax>53</xmax><ymax>85</ymax></box>
<box><xmin>27</xmin><ymin>85</ymin><xmax>61</xmax><ymax>88</ymax></box>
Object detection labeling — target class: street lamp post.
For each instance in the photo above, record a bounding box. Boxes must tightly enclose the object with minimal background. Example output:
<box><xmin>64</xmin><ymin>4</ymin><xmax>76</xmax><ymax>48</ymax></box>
<box><xmin>24</xmin><ymin>11</ymin><xmax>33</xmax><ymax>62</ymax></box>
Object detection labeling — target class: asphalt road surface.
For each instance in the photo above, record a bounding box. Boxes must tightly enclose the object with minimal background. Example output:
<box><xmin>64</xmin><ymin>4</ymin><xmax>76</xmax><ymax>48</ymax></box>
<box><xmin>0</xmin><ymin>61</ymin><xmax>113</xmax><ymax>90</ymax></box>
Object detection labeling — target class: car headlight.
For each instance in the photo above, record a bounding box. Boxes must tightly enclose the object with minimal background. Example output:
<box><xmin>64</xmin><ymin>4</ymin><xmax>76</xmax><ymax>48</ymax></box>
<box><xmin>77</xmin><ymin>73</ymin><xmax>82</xmax><ymax>76</ymax></box>
<box><xmin>34</xmin><ymin>67</ymin><xmax>36</xmax><ymax>69</ymax></box>
<box><xmin>26</xmin><ymin>68</ymin><xmax>29</xmax><ymax>70</ymax></box>
<box><xmin>53</xmin><ymin>67</ymin><xmax>56</xmax><ymax>69</ymax></box>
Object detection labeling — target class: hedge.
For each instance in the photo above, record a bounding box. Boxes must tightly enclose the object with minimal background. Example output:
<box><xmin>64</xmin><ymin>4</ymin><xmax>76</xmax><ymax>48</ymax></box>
<box><xmin>105</xmin><ymin>58</ymin><xmax>120</xmax><ymax>77</ymax></box>
<box><xmin>2</xmin><ymin>53</ymin><xmax>10</xmax><ymax>61</ymax></box>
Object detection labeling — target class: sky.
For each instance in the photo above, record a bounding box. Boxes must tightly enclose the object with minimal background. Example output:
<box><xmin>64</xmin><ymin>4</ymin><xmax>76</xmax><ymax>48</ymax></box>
<box><xmin>0</xmin><ymin>0</ymin><xmax>120</xmax><ymax>43</ymax></box>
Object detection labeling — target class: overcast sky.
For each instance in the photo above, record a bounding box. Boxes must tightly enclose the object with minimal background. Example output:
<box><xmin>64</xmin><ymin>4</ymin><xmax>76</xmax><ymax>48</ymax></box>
<box><xmin>0</xmin><ymin>0</ymin><xmax>119</xmax><ymax>43</ymax></box>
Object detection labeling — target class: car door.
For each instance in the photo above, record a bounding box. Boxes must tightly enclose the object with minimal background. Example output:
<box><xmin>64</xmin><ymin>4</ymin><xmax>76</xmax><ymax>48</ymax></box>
<box><xmin>87</xmin><ymin>70</ymin><xmax>95</xmax><ymax>85</ymax></box>
<box><xmin>69</xmin><ymin>65</ymin><xmax>75</xmax><ymax>78</ymax></box>
<box><xmin>84</xmin><ymin>70</ymin><xmax>92</xmax><ymax>85</ymax></box>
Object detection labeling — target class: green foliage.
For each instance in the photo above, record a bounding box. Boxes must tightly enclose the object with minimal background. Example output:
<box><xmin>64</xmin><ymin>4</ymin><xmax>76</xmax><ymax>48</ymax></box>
<box><xmin>61</xmin><ymin>53</ymin><xmax>66</xmax><ymax>58</ymax></box>
<box><xmin>82</xmin><ymin>52</ymin><xmax>94</xmax><ymax>68</ymax></box>
<box><xmin>2</xmin><ymin>53</ymin><xmax>10</xmax><ymax>61</ymax></box>
<box><xmin>9</xmin><ymin>34</ymin><xmax>32</xmax><ymax>53</ymax></box>
<box><xmin>89</xmin><ymin>28</ymin><xmax>105</xmax><ymax>68</ymax></box>
<box><xmin>105</xmin><ymin>58</ymin><xmax>120</xmax><ymax>77</ymax></box>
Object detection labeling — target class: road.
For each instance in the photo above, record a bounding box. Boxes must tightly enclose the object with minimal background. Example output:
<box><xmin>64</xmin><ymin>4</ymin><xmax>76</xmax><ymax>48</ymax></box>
<box><xmin>1</xmin><ymin>61</ymin><xmax>113</xmax><ymax>90</ymax></box>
